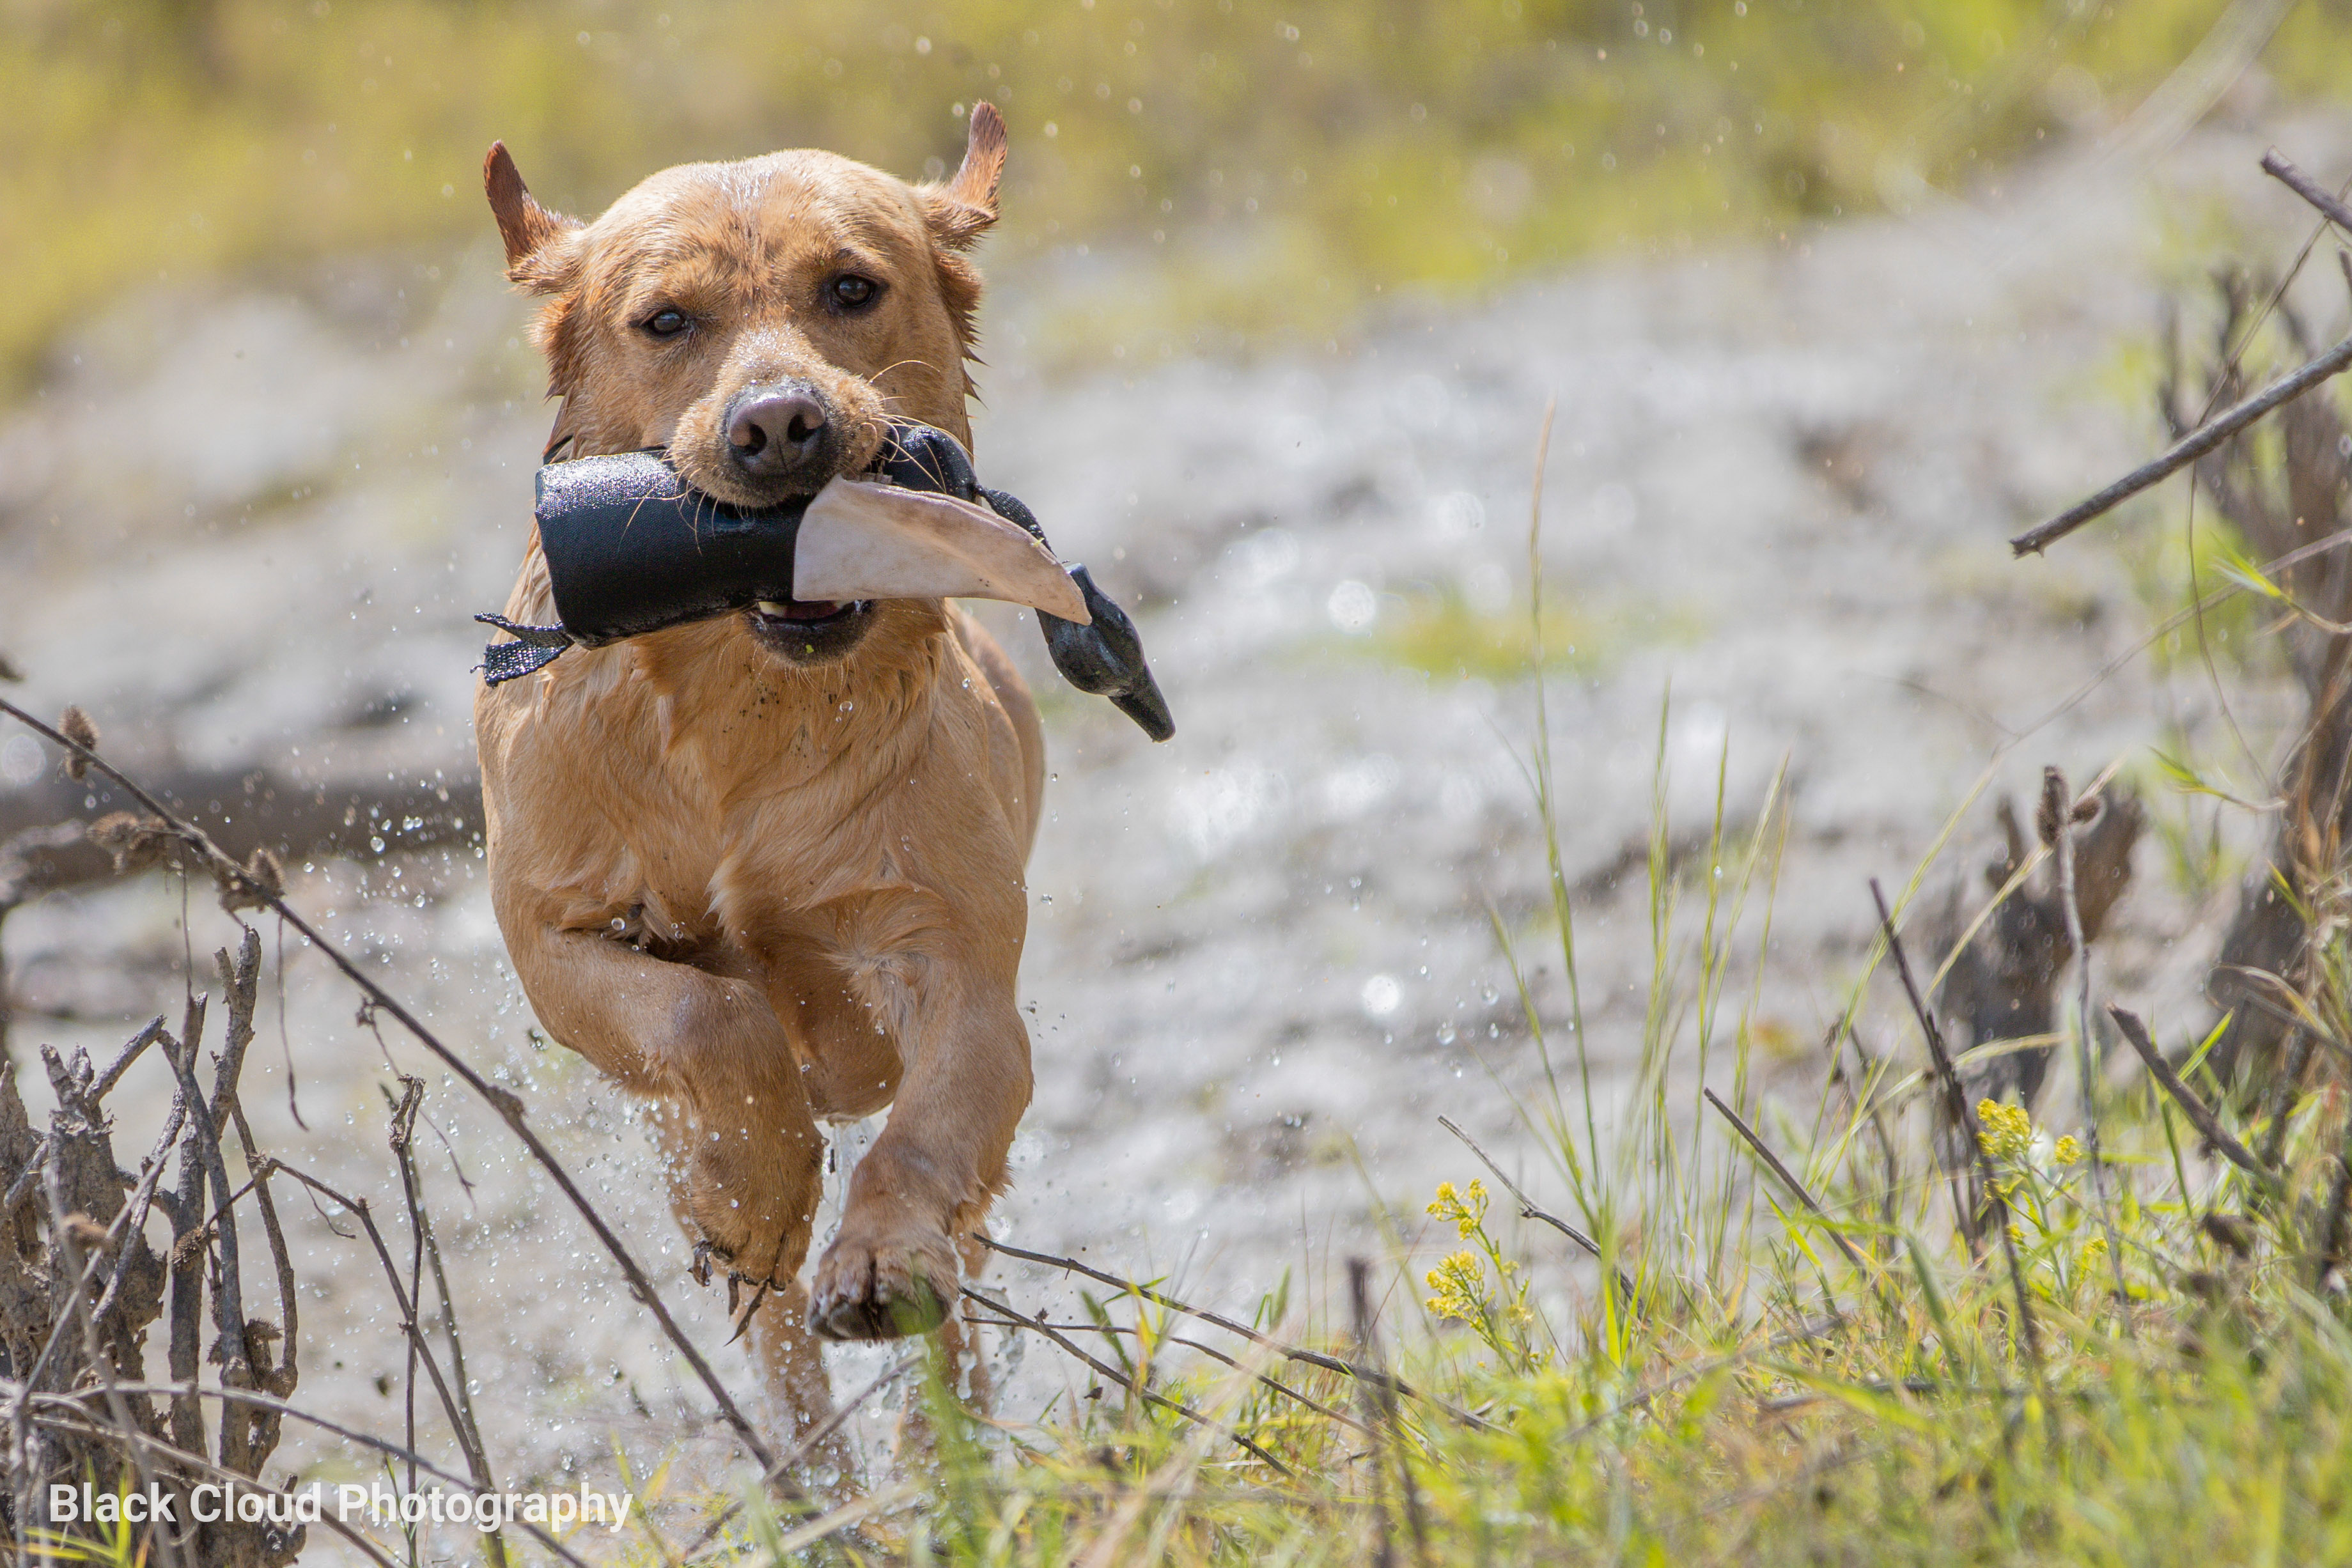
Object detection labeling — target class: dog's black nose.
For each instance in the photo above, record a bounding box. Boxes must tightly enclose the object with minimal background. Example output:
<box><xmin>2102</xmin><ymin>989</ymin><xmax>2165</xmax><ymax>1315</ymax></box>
<box><xmin>726</xmin><ymin>384</ymin><xmax>833</xmax><ymax>482</ymax></box>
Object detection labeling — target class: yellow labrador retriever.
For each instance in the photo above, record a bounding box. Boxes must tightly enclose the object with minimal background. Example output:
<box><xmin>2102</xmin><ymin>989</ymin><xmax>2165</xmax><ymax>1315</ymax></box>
<box><xmin>474</xmin><ymin>105</ymin><xmax>1036</xmax><ymax>1454</ymax></box>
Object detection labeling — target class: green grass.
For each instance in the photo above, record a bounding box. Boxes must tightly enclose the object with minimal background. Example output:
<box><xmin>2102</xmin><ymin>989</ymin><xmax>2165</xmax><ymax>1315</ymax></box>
<box><xmin>628</xmin><ymin>428</ymin><xmax>2352</xmax><ymax>1558</ymax></box>
<box><xmin>8</xmin><ymin>0</ymin><xmax>2352</xmax><ymax>385</ymax></box>
<box><xmin>646</xmin><ymin>675</ymin><xmax>2352</xmax><ymax>1565</ymax></box>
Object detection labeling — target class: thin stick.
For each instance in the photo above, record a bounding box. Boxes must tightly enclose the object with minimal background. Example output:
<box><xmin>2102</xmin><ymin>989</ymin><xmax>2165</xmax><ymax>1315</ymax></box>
<box><xmin>0</xmin><ymin>694</ymin><xmax>775</xmax><ymax>1471</ymax></box>
<box><xmin>91</xmin><ymin>1014</ymin><xmax>167</xmax><ymax>1099</ymax></box>
<box><xmin>394</xmin><ymin>1082</ymin><xmax>424</xmax><ymax>1522</ymax></box>
<box><xmin>1436</xmin><ymin>1116</ymin><xmax>1639</xmax><ymax>1308</ymax></box>
<box><xmin>161</xmin><ymin>1035</ymin><xmax>252</xmax><ymax>1390</ymax></box>
<box><xmin>675</xmin><ymin>1356</ymin><xmax>917</xmax><ymax>1560</ymax></box>
<box><xmin>270</xmin><ymin>1163</ymin><xmax>494</xmax><ymax>1489</ymax></box>
<box><xmin>974</xmin><ymin>1235</ymin><xmax>1490</xmax><ymax>1429</ymax></box>
<box><xmin>2108</xmin><ymin>1007</ymin><xmax>2278</xmax><ymax>1191</ymax></box>
<box><xmin>388</xmin><ymin>1086</ymin><xmax>498</xmax><ymax>1568</ymax></box>
<box><xmin>756</xmin><ymin>1482</ymin><xmax>921</xmax><ymax>1561</ymax></box>
<box><xmin>1346</xmin><ymin>1258</ymin><xmax>1429</xmax><ymax>1568</ymax></box>
<box><xmin>89</xmin><ymin>1076</ymin><xmax>191</xmax><ymax>1325</ymax></box>
<box><xmin>962</xmin><ymin>1314</ymin><xmax>1374</xmax><ymax>1437</ymax></box>
<box><xmin>1701</xmin><ymin>1089</ymin><xmax>1874</xmax><ymax>1288</ymax></box>
<box><xmin>1871</xmin><ymin>880</ymin><xmax>2048</xmax><ymax>1385</ymax></box>
<box><xmin>162</xmin><ymin>996</ymin><xmax>211</xmax><ymax>1458</ymax></box>
<box><xmin>2010</xmin><ymin>331</ymin><xmax>2352</xmax><ymax>555</ymax></box>
<box><xmin>2257</xmin><ymin>1029</ymin><xmax>2316</xmax><ymax>1171</ymax></box>
<box><xmin>1350</xmin><ymin>1262</ymin><xmax>1395</xmax><ymax>1568</ymax></box>
<box><xmin>962</xmin><ymin>1285</ymin><xmax>1293</xmax><ymax>1476</ymax></box>
<box><xmin>228</xmin><ymin>1109</ymin><xmax>300</xmax><ymax>1465</ymax></box>
<box><xmin>2262</xmin><ymin>148</ymin><xmax>2352</xmax><ymax>235</ymax></box>
<box><xmin>387</xmin><ymin>1075</ymin><xmax>498</xmax><ymax>1543</ymax></box>
<box><xmin>2045</xmin><ymin>768</ymin><xmax>2133</xmax><ymax>1331</ymax></box>
<box><xmin>36</xmin><ymin>1147</ymin><xmax>179</xmax><ymax>1568</ymax></box>
<box><xmin>0</xmin><ymin>1137</ymin><xmax>45</xmax><ymax>1218</ymax></box>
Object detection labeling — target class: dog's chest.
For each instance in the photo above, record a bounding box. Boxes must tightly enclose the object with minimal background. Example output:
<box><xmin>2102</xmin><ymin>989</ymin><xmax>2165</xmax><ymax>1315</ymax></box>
<box><xmin>609</xmin><ymin>680</ymin><xmax>981</xmax><ymax>920</ymax></box>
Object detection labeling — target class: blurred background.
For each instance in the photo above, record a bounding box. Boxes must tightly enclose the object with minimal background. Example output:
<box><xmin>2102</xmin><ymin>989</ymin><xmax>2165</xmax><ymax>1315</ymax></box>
<box><xmin>6</xmin><ymin>0</ymin><xmax>2352</xmax><ymax>1531</ymax></box>
<box><xmin>8</xmin><ymin>0</ymin><xmax>2351</xmax><ymax>374</ymax></box>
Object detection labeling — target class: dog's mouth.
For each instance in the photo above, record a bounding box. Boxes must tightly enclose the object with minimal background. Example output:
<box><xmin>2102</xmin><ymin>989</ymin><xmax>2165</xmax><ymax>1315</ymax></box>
<box><xmin>744</xmin><ymin>596</ymin><xmax>876</xmax><ymax>664</ymax></box>
<box><xmin>752</xmin><ymin>596</ymin><xmax>862</xmax><ymax>625</ymax></box>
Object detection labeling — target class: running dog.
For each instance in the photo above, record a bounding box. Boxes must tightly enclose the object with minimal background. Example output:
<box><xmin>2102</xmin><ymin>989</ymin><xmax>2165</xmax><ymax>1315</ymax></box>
<box><xmin>473</xmin><ymin>104</ymin><xmax>1036</xmax><ymax>1456</ymax></box>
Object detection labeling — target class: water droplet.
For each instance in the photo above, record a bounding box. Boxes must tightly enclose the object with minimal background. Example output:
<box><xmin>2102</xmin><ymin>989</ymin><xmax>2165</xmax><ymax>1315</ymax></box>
<box><xmin>1327</xmin><ymin>580</ymin><xmax>1378</xmax><ymax>633</ymax></box>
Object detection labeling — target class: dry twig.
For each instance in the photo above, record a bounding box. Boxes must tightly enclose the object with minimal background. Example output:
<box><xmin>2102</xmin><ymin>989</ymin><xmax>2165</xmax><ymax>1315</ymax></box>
<box><xmin>1872</xmin><ymin>880</ymin><xmax>2049</xmax><ymax>1387</ymax></box>
<box><xmin>1436</xmin><ymin>1115</ymin><xmax>1639</xmax><ymax>1308</ymax></box>
<box><xmin>962</xmin><ymin>1285</ymin><xmax>1293</xmax><ymax>1475</ymax></box>
<box><xmin>0</xmin><ymin>692</ymin><xmax>775</xmax><ymax>1473</ymax></box>
<box><xmin>974</xmin><ymin>1235</ymin><xmax>1492</xmax><ymax>1431</ymax></box>
<box><xmin>2262</xmin><ymin>148</ymin><xmax>2352</xmax><ymax>237</ymax></box>
<box><xmin>2043</xmin><ymin>768</ymin><xmax>2134</xmax><ymax>1328</ymax></box>
<box><xmin>1701</xmin><ymin>1089</ymin><xmax>1878</xmax><ymax>1298</ymax></box>
<box><xmin>2108</xmin><ymin>1007</ymin><xmax>2279</xmax><ymax>1192</ymax></box>
<box><xmin>2009</xmin><ymin>330</ymin><xmax>2352</xmax><ymax>555</ymax></box>
<box><xmin>1346</xmin><ymin>1258</ymin><xmax>1429</xmax><ymax>1568</ymax></box>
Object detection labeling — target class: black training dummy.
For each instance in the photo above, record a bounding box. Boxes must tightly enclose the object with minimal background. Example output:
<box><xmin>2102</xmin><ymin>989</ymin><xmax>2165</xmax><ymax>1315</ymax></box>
<box><xmin>476</xmin><ymin>423</ymin><xmax>1172</xmax><ymax>741</ymax></box>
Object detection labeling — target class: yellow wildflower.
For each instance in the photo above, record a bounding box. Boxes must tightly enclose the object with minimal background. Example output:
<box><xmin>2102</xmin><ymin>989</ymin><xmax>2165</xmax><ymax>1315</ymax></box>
<box><xmin>1427</xmin><ymin>1178</ymin><xmax>1489</xmax><ymax>1238</ymax></box>
<box><xmin>1976</xmin><ymin>1099</ymin><xmax>2034</xmax><ymax>1162</ymax></box>
<box><xmin>2053</xmin><ymin>1135</ymin><xmax>2083</xmax><ymax>1167</ymax></box>
<box><xmin>1426</xmin><ymin>1250</ymin><xmax>1486</xmax><ymax>1323</ymax></box>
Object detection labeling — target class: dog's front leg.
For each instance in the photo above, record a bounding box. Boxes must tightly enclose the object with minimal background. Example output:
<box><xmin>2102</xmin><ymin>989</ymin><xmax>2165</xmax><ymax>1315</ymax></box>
<box><xmin>806</xmin><ymin>924</ymin><xmax>1031</xmax><ymax>1342</ymax></box>
<box><xmin>499</xmin><ymin>915</ymin><xmax>825</xmax><ymax>1285</ymax></box>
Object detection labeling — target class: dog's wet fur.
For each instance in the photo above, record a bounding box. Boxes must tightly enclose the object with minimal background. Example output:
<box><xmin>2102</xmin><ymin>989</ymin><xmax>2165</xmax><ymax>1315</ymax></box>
<box><xmin>474</xmin><ymin>105</ymin><xmax>1040</xmax><ymax>1475</ymax></box>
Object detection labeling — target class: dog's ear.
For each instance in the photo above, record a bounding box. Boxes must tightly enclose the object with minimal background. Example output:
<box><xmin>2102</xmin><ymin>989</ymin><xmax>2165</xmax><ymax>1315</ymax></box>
<box><xmin>919</xmin><ymin>102</ymin><xmax>1005</xmax><ymax>252</ymax></box>
<box><xmin>484</xmin><ymin>142</ymin><xmax>582</xmax><ymax>290</ymax></box>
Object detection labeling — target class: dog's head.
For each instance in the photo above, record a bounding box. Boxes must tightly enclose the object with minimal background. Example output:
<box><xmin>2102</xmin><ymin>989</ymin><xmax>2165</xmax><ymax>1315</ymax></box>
<box><xmin>487</xmin><ymin>107</ymin><xmax>1005</xmax><ymax>664</ymax></box>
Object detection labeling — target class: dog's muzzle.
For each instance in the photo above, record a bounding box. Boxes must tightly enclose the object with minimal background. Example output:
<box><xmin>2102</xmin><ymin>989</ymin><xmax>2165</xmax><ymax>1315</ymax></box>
<box><xmin>722</xmin><ymin>379</ymin><xmax>841</xmax><ymax>496</ymax></box>
<box><xmin>476</xmin><ymin>423</ymin><xmax>1174</xmax><ymax>741</ymax></box>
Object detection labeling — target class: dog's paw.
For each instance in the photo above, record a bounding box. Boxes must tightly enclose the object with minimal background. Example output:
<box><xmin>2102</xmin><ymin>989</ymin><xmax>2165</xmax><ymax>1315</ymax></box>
<box><xmin>807</xmin><ymin>1225</ymin><xmax>958</xmax><ymax>1341</ymax></box>
<box><xmin>680</xmin><ymin>1140</ymin><xmax>809</xmax><ymax>1287</ymax></box>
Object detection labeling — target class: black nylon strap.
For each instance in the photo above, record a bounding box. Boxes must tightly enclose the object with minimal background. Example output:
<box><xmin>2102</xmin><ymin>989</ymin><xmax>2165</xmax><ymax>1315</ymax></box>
<box><xmin>476</xmin><ymin>614</ymin><xmax>574</xmax><ymax>685</ymax></box>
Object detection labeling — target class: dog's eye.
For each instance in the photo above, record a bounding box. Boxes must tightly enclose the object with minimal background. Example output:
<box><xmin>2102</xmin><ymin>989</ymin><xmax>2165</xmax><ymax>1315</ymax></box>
<box><xmin>641</xmin><ymin>308</ymin><xmax>691</xmax><ymax>338</ymax></box>
<box><xmin>829</xmin><ymin>274</ymin><xmax>882</xmax><ymax>311</ymax></box>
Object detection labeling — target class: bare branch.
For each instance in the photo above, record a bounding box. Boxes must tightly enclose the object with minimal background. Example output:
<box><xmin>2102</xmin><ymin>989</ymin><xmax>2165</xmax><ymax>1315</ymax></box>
<box><xmin>1435</xmin><ymin>1116</ymin><xmax>1639</xmax><ymax>1308</ymax></box>
<box><xmin>2044</xmin><ymin>767</ymin><xmax>2133</xmax><ymax>1329</ymax></box>
<box><xmin>2108</xmin><ymin>1007</ymin><xmax>2278</xmax><ymax>1191</ymax></box>
<box><xmin>268</xmin><ymin>1163</ymin><xmax>493</xmax><ymax>1492</ymax></box>
<box><xmin>2261</xmin><ymin>148</ymin><xmax>2352</xmax><ymax>237</ymax></box>
<box><xmin>963</xmin><ymin>1285</ymin><xmax>1294</xmax><ymax>1476</ymax></box>
<box><xmin>0</xmin><ymin>692</ymin><xmax>777</xmax><ymax>1473</ymax></box>
<box><xmin>675</xmin><ymin>1356</ymin><xmax>918</xmax><ymax>1560</ymax></box>
<box><xmin>974</xmin><ymin>1234</ymin><xmax>1493</xmax><ymax>1432</ymax></box>
<box><xmin>2011</xmin><ymin>331</ymin><xmax>2352</xmax><ymax>556</ymax></box>
<box><xmin>1701</xmin><ymin>1089</ymin><xmax>1874</xmax><ymax>1289</ymax></box>
<box><xmin>1871</xmin><ymin>880</ymin><xmax>2049</xmax><ymax>1386</ymax></box>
